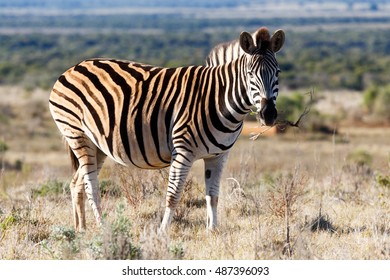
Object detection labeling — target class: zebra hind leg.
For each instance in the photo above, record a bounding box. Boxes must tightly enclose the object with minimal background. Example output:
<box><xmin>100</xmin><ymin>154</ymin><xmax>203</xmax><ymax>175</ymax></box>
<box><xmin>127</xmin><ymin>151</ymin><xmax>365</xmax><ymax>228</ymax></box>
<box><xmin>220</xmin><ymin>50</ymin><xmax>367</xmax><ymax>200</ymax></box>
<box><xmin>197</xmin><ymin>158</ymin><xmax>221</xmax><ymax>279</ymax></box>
<box><xmin>70</xmin><ymin>169</ymin><xmax>86</xmax><ymax>232</ymax></box>
<box><xmin>204</xmin><ymin>153</ymin><xmax>229</xmax><ymax>231</ymax></box>
<box><xmin>68</xmin><ymin>137</ymin><xmax>104</xmax><ymax>228</ymax></box>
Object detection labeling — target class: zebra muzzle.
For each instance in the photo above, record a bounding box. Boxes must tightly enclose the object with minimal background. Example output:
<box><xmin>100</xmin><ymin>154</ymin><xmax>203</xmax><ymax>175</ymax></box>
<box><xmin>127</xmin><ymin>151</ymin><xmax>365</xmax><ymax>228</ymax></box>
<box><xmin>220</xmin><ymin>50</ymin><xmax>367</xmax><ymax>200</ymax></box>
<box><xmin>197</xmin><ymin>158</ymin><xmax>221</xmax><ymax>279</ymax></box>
<box><xmin>259</xmin><ymin>98</ymin><xmax>277</xmax><ymax>126</ymax></box>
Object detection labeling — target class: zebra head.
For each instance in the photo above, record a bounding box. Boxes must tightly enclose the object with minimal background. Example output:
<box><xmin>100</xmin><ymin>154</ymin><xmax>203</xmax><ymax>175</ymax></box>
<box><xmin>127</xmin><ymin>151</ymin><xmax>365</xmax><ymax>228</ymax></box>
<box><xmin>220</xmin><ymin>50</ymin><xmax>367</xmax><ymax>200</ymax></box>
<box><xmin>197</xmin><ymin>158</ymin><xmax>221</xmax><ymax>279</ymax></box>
<box><xmin>240</xmin><ymin>28</ymin><xmax>285</xmax><ymax>126</ymax></box>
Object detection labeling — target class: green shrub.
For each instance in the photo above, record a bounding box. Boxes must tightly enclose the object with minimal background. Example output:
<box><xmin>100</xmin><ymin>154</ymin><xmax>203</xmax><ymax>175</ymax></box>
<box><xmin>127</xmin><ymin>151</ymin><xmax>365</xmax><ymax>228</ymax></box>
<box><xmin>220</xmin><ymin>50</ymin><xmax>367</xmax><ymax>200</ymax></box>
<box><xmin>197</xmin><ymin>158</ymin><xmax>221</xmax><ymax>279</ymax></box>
<box><xmin>33</xmin><ymin>180</ymin><xmax>69</xmax><ymax>197</ymax></box>
<box><xmin>363</xmin><ymin>85</ymin><xmax>379</xmax><ymax>113</ymax></box>
<box><xmin>0</xmin><ymin>140</ymin><xmax>8</xmax><ymax>153</ymax></box>
<box><xmin>346</xmin><ymin>150</ymin><xmax>373</xmax><ymax>167</ymax></box>
<box><xmin>363</xmin><ymin>84</ymin><xmax>390</xmax><ymax>122</ymax></box>
<box><xmin>169</xmin><ymin>243</ymin><xmax>185</xmax><ymax>260</ymax></box>
<box><xmin>376</xmin><ymin>174</ymin><xmax>390</xmax><ymax>188</ymax></box>
<box><xmin>50</xmin><ymin>226</ymin><xmax>76</xmax><ymax>243</ymax></box>
<box><xmin>90</xmin><ymin>202</ymin><xmax>141</xmax><ymax>260</ymax></box>
<box><xmin>276</xmin><ymin>92</ymin><xmax>305</xmax><ymax>122</ymax></box>
<box><xmin>0</xmin><ymin>213</ymin><xmax>18</xmax><ymax>231</ymax></box>
<box><xmin>99</xmin><ymin>179</ymin><xmax>122</xmax><ymax>198</ymax></box>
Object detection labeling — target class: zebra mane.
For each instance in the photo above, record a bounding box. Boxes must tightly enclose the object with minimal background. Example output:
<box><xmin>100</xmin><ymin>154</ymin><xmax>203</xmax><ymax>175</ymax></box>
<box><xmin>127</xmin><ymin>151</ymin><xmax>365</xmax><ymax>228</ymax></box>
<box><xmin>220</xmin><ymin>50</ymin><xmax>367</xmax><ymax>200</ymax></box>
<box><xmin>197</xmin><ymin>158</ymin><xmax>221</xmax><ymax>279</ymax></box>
<box><xmin>254</xmin><ymin>27</ymin><xmax>271</xmax><ymax>44</ymax></box>
<box><xmin>254</xmin><ymin>27</ymin><xmax>272</xmax><ymax>53</ymax></box>
<box><xmin>206</xmin><ymin>27</ymin><xmax>272</xmax><ymax>67</ymax></box>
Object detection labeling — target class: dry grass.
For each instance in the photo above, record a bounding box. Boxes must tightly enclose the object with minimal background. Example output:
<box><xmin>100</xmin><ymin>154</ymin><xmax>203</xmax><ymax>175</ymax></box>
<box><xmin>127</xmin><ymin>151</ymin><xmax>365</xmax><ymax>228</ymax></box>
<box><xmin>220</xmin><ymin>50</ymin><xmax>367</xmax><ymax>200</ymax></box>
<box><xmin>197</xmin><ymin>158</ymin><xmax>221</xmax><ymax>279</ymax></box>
<box><xmin>1</xmin><ymin>86</ymin><xmax>390</xmax><ymax>259</ymax></box>
<box><xmin>1</xmin><ymin>129</ymin><xmax>389</xmax><ymax>260</ymax></box>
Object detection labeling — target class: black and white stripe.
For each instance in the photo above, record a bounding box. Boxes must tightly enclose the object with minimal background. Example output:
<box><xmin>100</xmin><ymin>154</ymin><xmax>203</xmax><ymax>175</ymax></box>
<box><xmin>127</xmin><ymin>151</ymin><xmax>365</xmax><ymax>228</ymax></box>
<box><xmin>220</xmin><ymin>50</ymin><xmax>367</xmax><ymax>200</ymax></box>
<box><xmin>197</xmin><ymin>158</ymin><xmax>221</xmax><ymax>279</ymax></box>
<box><xmin>49</xmin><ymin>28</ymin><xmax>285</xmax><ymax>232</ymax></box>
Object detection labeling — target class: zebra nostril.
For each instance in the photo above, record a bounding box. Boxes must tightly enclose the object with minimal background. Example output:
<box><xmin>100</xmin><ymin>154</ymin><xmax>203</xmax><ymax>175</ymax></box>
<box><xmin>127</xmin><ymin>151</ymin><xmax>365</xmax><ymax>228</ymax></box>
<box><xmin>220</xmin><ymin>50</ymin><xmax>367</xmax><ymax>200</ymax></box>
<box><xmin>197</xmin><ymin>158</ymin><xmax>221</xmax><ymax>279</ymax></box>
<box><xmin>259</xmin><ymin>99</ymin><xmax>277</xmax><ymax>126</ymax></box>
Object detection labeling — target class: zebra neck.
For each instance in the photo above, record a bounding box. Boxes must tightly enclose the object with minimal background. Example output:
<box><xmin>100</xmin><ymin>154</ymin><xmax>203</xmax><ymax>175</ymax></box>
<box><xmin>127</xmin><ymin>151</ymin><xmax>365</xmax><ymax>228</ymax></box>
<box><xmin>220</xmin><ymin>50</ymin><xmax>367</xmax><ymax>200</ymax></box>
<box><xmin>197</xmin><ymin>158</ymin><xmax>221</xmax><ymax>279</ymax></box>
<box><xmin>212</xmin><ymin>57</ymin><xmax>252</xmax><ymax>126</ymax></box>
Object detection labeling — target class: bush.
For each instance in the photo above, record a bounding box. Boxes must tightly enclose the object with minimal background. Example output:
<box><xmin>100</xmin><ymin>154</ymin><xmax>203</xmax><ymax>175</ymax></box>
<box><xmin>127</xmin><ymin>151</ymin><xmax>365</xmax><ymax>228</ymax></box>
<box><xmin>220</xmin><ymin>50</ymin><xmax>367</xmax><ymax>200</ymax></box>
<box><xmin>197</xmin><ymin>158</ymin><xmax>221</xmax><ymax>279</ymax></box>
<box><xmin>346</xmin><ymin>150</ymin><xmax>373</xmax><ymax>167</ymax></box>
<box><xmin>376</xmin><ymin>174</ymin><xmax>390</xmax><ymax>188</ymax></box>
<box><xmin>32</xmin><ymin>180</ymin><xmax>70</xmax><ymax>197</ymax></box>
<box><xmin>276</xmin><ymin>92</ymin><xmax>305</xmax><ymax>122</ymax></box>
<box><xmin>363</xmin><ymin>84</ymin><xmax>390</xmax><ymax>122</ymax></box>
<box><xmin>89</xmin><ymin>202</ymin><xmax>141</xmax><ymax>260</ymax></box>
<box><xmin>0</xmin><ymin>140</ymin><xmax>8</xmax><ymax>154</ymax></box>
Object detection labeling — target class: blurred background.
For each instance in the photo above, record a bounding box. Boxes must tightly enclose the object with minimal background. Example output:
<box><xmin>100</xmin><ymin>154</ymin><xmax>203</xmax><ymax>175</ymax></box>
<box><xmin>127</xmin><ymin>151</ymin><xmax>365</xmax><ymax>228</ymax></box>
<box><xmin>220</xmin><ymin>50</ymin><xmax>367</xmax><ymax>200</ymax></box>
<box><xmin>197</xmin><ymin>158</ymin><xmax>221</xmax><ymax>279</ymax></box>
<box><xmin>0</xmin><ymin>0</ymin><xmax>389</xmax><ymax>187</ymax></box>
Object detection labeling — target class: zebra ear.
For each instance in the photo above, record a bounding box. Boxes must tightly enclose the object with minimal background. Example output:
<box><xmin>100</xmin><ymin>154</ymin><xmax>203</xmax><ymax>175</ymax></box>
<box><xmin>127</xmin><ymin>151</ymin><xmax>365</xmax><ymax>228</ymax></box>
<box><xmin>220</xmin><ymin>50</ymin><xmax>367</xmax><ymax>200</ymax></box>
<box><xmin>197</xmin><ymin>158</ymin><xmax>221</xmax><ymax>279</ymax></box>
<box><xmin>271</xmin><ymin>29</ymin><xmax>285</xmax><ymax>53</ymax></box>
<box><xmin>240</xmin><ymin>31</ymin><xmax>256</xmax><ymax>54</ymax></box>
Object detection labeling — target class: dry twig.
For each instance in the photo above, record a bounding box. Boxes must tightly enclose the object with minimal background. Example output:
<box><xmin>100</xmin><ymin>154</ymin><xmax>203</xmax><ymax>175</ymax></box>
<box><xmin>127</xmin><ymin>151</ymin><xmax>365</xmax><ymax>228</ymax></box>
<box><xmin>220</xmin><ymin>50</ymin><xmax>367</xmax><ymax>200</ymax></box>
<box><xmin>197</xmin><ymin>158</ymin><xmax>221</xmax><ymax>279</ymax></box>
<box><xmin>250</xmin><ymin>89</ymin><xmax>314</xmax><ymax>140</ymax></box>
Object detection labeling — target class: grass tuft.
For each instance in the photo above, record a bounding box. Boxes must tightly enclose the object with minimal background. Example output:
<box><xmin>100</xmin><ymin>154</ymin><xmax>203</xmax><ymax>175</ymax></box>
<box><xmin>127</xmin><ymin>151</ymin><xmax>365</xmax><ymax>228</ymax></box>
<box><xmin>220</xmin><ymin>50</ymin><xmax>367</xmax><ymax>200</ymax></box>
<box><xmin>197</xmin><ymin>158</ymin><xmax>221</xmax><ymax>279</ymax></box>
<box><xmin>309</xmin><ymin>214</ymin><xmax>337</xmax><ymax>233</ymax></box>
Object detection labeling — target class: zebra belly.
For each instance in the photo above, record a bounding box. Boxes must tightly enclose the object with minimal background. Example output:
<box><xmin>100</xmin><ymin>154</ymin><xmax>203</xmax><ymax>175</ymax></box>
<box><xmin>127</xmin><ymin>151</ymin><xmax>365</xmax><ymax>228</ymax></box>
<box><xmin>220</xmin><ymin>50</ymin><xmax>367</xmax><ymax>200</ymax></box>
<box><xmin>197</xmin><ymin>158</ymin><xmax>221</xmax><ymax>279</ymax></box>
<box><xmin>83</xmin><ymin>122</ymin><xmax>172</xmax><ymax>169</ymax></box>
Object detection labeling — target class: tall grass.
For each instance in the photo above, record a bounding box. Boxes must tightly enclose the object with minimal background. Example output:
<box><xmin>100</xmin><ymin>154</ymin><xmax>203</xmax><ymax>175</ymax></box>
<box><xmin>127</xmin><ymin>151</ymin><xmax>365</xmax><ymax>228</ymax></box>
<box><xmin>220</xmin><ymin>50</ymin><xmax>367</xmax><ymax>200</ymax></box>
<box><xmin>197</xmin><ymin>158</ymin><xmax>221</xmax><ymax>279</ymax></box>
<box><xmin>1</xmin><ymin>127</ymin><xmax>390</xmax><ymax>259</ymax></box>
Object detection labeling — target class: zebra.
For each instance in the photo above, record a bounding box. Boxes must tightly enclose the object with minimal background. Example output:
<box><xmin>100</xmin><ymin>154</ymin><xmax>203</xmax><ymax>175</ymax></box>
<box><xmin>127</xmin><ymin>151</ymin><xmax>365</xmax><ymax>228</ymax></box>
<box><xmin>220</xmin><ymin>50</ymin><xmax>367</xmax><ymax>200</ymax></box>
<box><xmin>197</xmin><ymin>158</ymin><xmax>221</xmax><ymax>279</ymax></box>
<box><xmin>49</xmin><ymin>27</ymin><xmax>285</xmax><ymax>232</ymax></box>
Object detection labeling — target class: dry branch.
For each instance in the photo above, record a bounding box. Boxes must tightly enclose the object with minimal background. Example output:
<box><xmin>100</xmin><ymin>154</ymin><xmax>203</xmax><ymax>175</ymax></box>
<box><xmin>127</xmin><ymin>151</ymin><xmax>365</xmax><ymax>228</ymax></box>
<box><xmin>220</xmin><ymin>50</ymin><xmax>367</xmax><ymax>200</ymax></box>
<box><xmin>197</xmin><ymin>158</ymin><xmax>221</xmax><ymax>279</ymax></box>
<box><xmin>250</xmin><ymin>89</ymin><xmax>314</xmax><ymax>140</ymax></box>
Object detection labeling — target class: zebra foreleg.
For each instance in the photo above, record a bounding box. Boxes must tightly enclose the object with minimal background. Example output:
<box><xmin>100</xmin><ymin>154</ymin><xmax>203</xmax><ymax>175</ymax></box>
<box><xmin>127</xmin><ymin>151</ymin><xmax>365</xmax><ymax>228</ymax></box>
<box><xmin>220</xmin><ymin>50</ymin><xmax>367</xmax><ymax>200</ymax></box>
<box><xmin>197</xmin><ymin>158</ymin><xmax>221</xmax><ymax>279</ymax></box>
<box><xmin>160</xmin><ymin>151</ymin><xmax>194</xmax><ymax>232</ymax></box>
<box><xmin>204</xmin><ymin>153</ymin><xmax>229</xmax><ymax>230</ymax></box>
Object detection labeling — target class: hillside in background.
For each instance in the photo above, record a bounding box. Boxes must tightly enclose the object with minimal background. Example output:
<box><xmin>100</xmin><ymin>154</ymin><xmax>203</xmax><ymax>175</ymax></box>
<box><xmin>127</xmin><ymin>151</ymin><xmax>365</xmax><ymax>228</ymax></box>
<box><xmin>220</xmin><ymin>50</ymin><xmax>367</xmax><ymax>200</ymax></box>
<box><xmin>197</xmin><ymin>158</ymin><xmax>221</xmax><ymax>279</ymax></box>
<box><xmin>1</xmin><ymin>0</ymin><xmax>390</xmax><ymax>91</ymax></box>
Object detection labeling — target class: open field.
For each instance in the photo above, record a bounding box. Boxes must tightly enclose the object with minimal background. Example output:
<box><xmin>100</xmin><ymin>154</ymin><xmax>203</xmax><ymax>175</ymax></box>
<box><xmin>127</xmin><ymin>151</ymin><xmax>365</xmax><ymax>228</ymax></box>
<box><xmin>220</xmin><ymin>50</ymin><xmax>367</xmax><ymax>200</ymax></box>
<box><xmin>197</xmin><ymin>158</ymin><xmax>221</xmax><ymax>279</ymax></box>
<box><xmin>0</xmin><ymin>87</ymin><xmax>389</xmax><ymax>260</ymax></box>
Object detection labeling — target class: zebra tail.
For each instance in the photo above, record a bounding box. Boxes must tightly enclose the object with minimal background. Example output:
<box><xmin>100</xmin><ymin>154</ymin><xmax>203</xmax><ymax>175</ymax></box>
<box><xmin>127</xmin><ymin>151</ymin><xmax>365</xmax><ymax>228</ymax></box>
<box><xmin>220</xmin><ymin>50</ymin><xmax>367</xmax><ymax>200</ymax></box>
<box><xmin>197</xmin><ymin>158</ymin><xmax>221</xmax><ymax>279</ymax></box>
<box><xmin>66</xmin><ymin>140</ymin><xmax>79</xmax><ymax>172</ymax></box>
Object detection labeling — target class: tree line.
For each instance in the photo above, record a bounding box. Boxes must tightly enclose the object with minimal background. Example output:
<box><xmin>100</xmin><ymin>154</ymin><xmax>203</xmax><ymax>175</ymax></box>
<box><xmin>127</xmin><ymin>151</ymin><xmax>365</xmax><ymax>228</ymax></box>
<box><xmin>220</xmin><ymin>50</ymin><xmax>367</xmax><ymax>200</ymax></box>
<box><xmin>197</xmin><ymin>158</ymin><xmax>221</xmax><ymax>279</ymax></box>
<box><xmin>2</xmin><ymin>28</ymin><xmax>390</xmax><ymax>92</ymax></box>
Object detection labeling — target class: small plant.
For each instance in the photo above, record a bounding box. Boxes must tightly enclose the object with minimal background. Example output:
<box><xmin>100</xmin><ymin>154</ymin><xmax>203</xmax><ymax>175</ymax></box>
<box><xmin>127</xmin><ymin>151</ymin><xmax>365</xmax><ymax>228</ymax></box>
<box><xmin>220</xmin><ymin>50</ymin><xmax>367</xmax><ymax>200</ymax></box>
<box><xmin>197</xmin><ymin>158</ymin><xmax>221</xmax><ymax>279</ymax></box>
<box><xmin>363</xmin><ymin>84</ymin><xmax>390</xmax><ymax>122</ymax></box>
<box><xmin>376</xmin><ymin>174</ymin><xmax>390</xmax><ymax>188</ymax></box>
<box><xmin>169</xmin><ymin>243</ymin><xmax>185</xmax><ymax>260</ymax></box>
<box><xmin>0</xmin><ymin>213</ymin><xmax>18</xmax><ymax>231</ymax></box>
<box><xmin>138</xmin><ymin>225</ymin><xmax>172</xmax><ymax>260</ymax></box>
<box><xmin>32</xmin><ymin>180</ymin><xmax>69</xmax><ymax>197</ymax></box>
<box><xmin>346</xmin><ymin>150</ymin><xmax>373</xmax><ymax>167</ymax></box>
<box><xmin>309</xmin><ymin>214</ymin><xmax>337</xmax><ymax>233</ymax></box>
<box><xmin>266</xmin><ymin>171</ymin><xmax>307</xmax><ymax>219</ymax></box>
<box><xmin>0</xmin><ymin>140</ymin><xmax>8</xmax><ymax>154</ymax></box>
<box><xmin>39</xmin><ymin>226</ymin><xmax>79</xmax><ymax>259</ymax></box>
<box><xmin>50</xmin><ymin>226</ymin><xmax>76</xmax><ymax>242</ymax></box>
<box><xmin>265</xmin><ymin>168</ymin><xmax>307</xmax><ymax>258</ymax></box>
<box><xmin>114</xmin><ymin>167</ymin><xmax>165</xmax><ymax>208</ymax></box>
<box><xmin>377</xmin><ymin>154</ymin><xmax>390</xmax><ymax>188</ymax></box>
<box><xmin>90</xmin><ymin>202</ymin><xmax>141</xmax><ymax>260</ymax></box>
<box><xmin>0</xmin><ymin>140</ymin><xmax>8</xmax><ymax>171</ymax></box>
<box><xmin>99</xmin><ymin>179</ymin><xmax>122</xmax><ymax>198</ymax></box>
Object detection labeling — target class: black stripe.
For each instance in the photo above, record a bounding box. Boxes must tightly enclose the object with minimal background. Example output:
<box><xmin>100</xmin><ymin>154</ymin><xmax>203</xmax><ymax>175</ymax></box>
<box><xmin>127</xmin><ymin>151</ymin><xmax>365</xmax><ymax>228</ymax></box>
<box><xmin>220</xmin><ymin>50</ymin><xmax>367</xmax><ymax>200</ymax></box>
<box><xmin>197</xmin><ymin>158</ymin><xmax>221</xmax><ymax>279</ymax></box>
<box><xmin>231</xmin><ymin>57</ymin><xmax>251</xmax><ymax>112</ymax></box>
<box><xmin>64</xmin><ymin>135</ymin><xmax>84</xmax><ymax>139</ymax></box>
<box><xmin>172</xmin><ymin>67</ymin><xmax>197</xmax><ymax>129</ymax></box>
<box><xmin>49</xmin><ymin>100</ymin><xmax>81</xmax><ymax>122</ymax></box>
<box><xmin>150</xmin><ymin>68</ymin><xmax>175</xmax><ymax>165</ymax></box>
<box><xmin>54</xmin><ymin>118</ymin><xmax>84</xmax><ymax>132</ymax></box>
<box><xmin>165</xmin><ymin>68</ymin><xmax>187</xmax><ymax>150</ymax></box>
<box><xmin>186</xmin><ymin>127</ymin><xmax>198</xmax><ymax>148</ymax></box>
<box><xmin>200</xmin><ymin>69</ymin><xmax>233</xmax><ymax>151</ymax></box>
<box><xmin>193</xmin><ymin>68</ymin><xmax>210</xmax><ymax>153</ymax></box>
<box><xmin>51</xmin><ymin>88</ymin><xmax>83</xmax><ymax>115</ymax></box>
<box><xmin>133</xmin><ymin>67</ymin><xmax>162</xmax><ymax>167</ymax></box>
<box><xmin>93</xmin><ymin>60</ymin><xmax>138</xmax><ymax>166</ymax></box>
<box><xmin>208</xmin><ymin>68</ymin><xmax>238</xmax><ymax>133</ymax></box>
<box><xmin>74</xmin><ymin>62</ymin><xmax>115</xmax><ymax>155</ymax></box>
